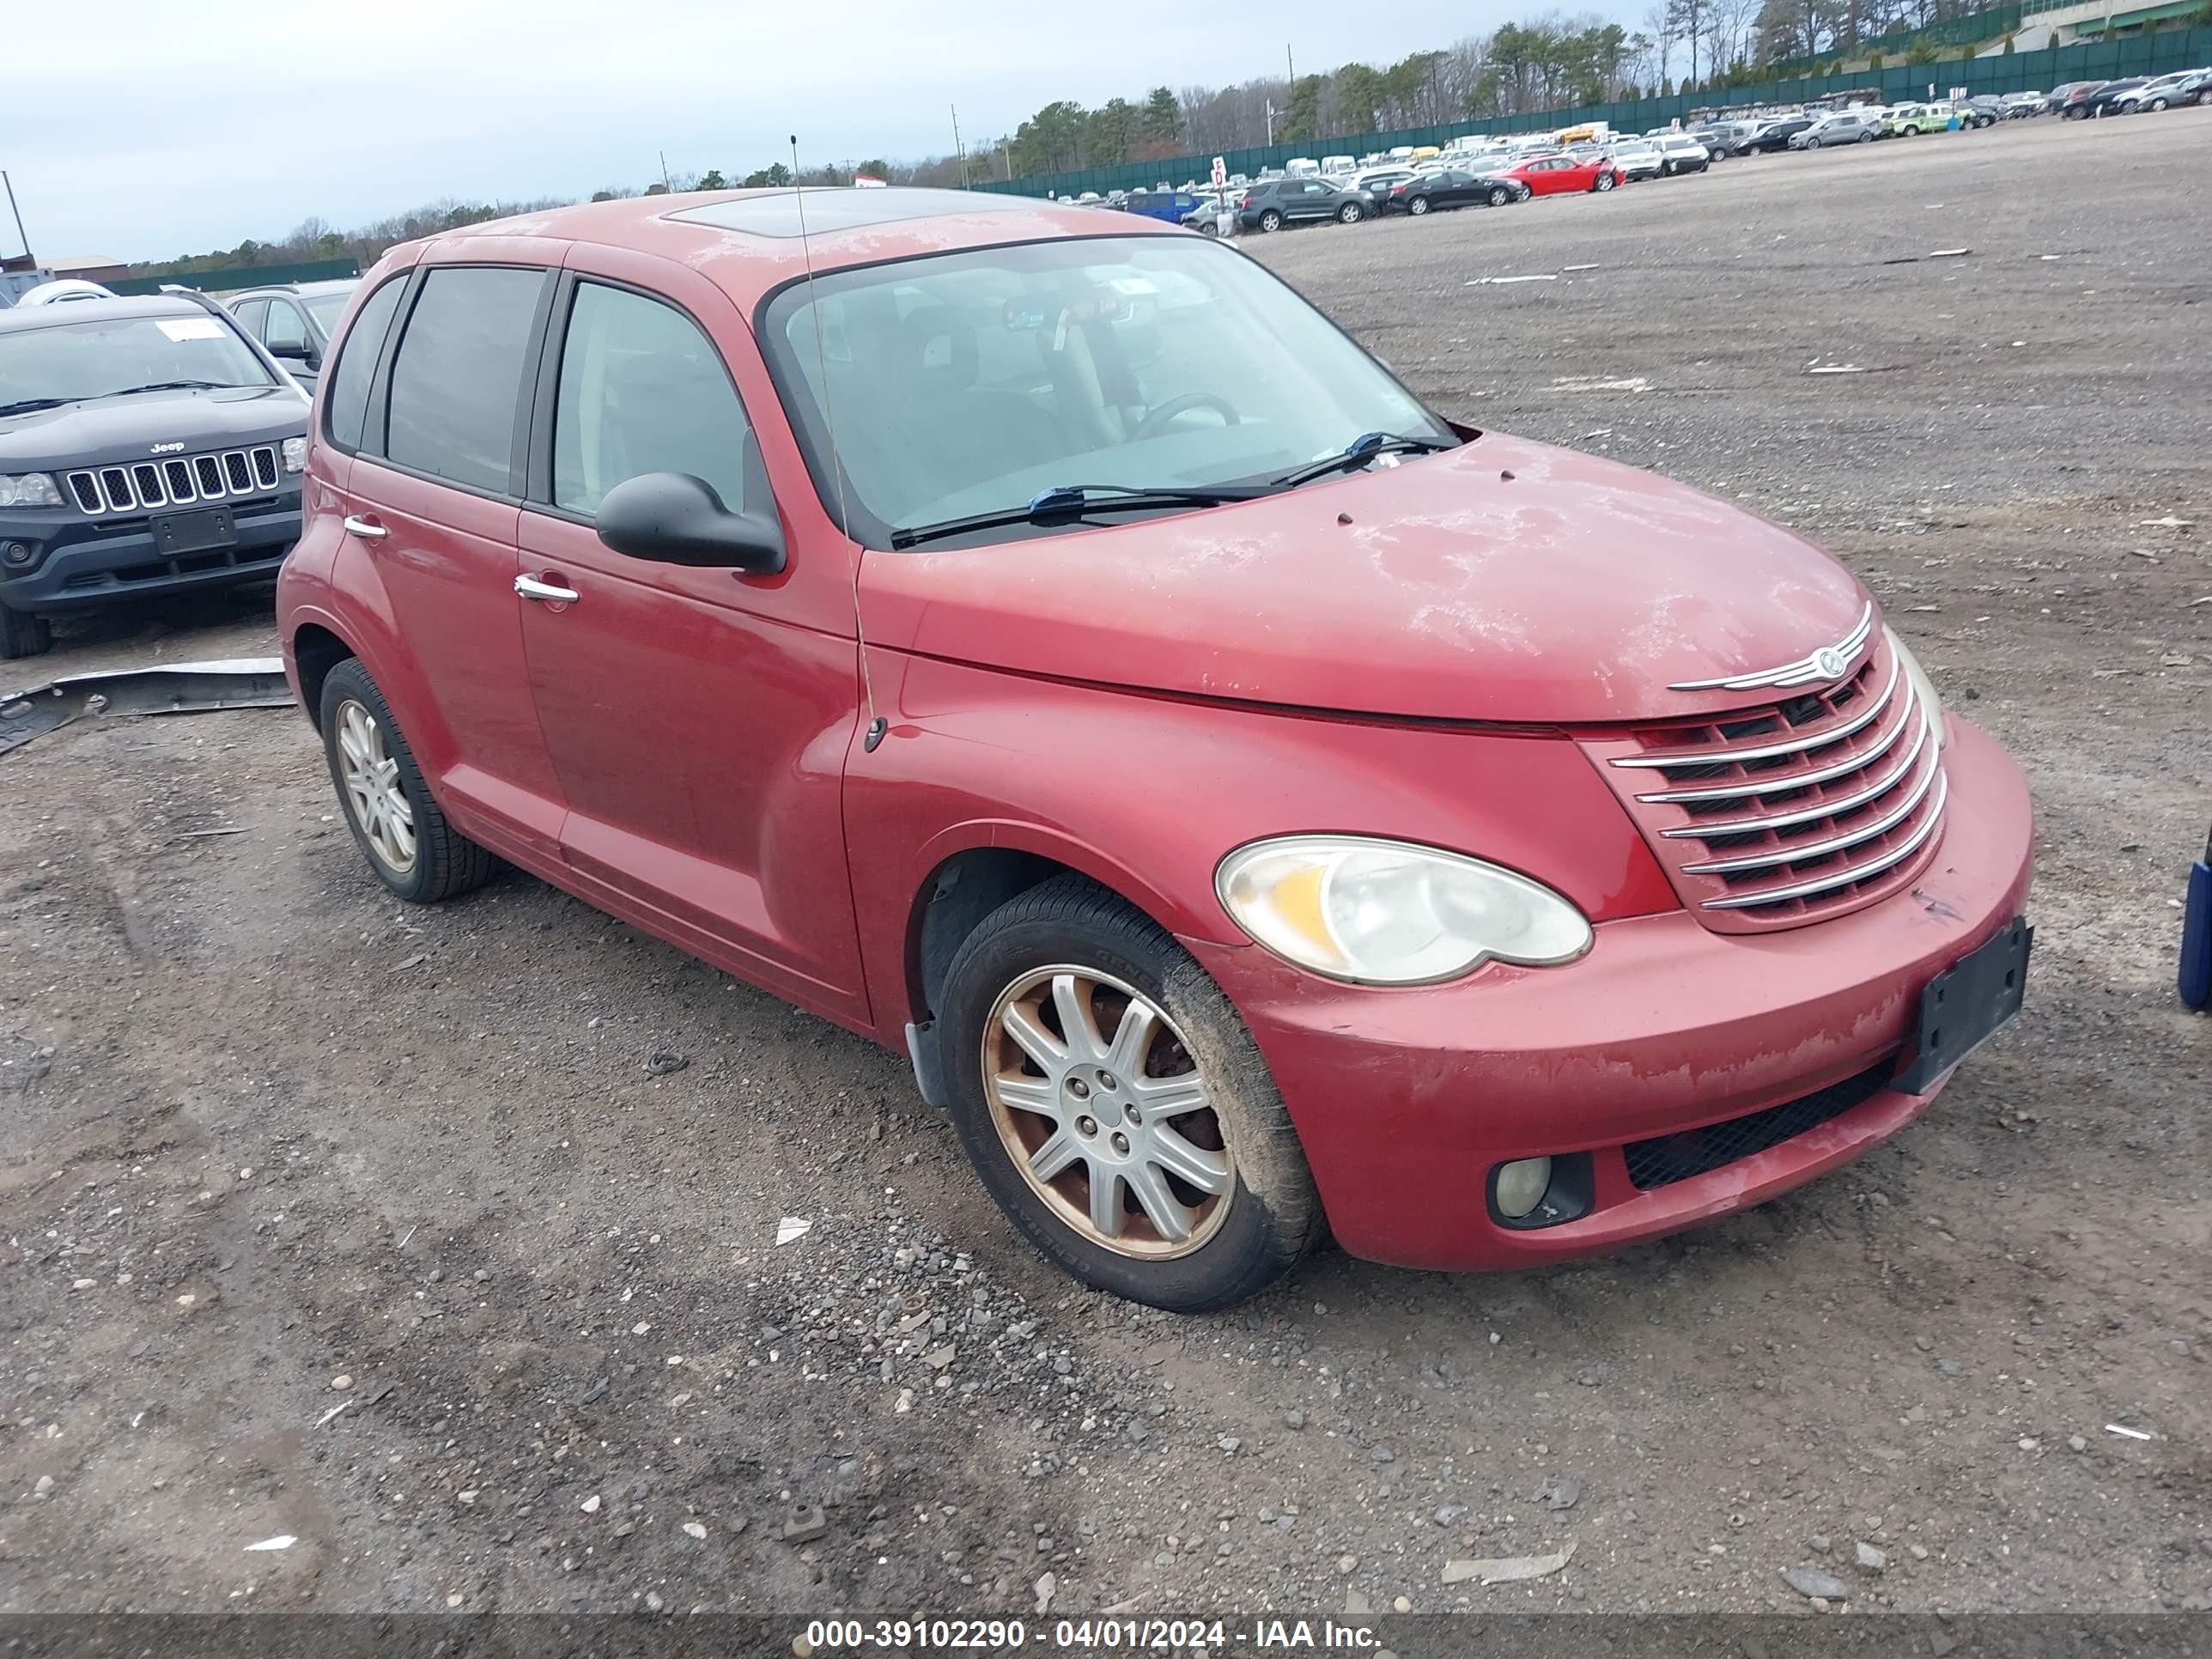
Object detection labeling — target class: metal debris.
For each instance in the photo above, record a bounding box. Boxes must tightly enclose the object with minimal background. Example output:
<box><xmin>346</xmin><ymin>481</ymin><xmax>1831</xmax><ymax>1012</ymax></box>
<box><xmin>1442</xmin><ymin>1540</ymin><xmax>1575</xmax><ymax>1584</ymax></box>
<box><xmin>2105</xmin><ymin>1424</ymin><xmax>2154</xmax><ymax>1441</ymax></box>
<box><xmin>243</xmin><ymin>1534</ymin><xmax>296</xmax><ymax>1553</ymax></box>
<box><xmin>2</xmin><ymin>657</ymin><xmax>289</xmax><ymax>757</ymax></box>
<box><xmin>775</xmin><ymin>1216</ymin><xmax>812</xmax><ymax>1246</ymax></box>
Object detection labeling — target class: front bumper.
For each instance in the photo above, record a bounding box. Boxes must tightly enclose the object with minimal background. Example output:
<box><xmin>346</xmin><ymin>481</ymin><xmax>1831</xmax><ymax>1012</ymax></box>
<box><xmin>0</xmin><ymin>495</ymin><xmax>301</xmax><ymax>614</ymax></box>
<box><xmin>1187</xmin><ymin>719</ymin><xmax>2033</xmax><ymax>1272</ymax></box>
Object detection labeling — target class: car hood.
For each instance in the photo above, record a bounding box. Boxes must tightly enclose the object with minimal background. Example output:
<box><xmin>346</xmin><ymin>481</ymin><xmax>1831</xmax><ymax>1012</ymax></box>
<box><xmin>0</xmin><ymin>386</ymin><xmax>308</xmax><ymax>469</ymax></box>
<box><xmin>860</xmin><ymin>433</ymin><xmax>1873</xmax><ymax>725</ymax></box>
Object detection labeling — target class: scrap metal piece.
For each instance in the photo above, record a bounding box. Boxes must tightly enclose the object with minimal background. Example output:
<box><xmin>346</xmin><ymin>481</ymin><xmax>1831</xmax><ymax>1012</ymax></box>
<box><xmin>0</xmin><ymin>656</ymin><xmax>289</xmax><ymax>757</ymax></box>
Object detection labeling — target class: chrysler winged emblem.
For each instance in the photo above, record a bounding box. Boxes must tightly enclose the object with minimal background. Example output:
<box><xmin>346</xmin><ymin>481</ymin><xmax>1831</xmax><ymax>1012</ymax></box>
<box><xmin>1670</xmin><ymin>602</ymin><xmax>1874</xmax><ymax>693</ymax></box>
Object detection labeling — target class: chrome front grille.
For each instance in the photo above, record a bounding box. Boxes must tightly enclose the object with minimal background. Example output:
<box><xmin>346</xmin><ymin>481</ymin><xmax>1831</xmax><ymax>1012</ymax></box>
<box><xmin>1584</xmin><ymin>632</ymin><xmax>1949</xmax><ymax>933</ymax></box>
<box><xmin>65</xmin><ymin>445</ymin><xmax>280</xmax><ymax>516</ymax></box>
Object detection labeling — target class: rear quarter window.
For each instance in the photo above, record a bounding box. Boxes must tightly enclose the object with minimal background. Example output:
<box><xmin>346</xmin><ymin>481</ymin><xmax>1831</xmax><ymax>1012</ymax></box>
<box><xmin>322</xmin><ymin>277</ymin><xmax>407</xmax><ymax>453</ymax></box>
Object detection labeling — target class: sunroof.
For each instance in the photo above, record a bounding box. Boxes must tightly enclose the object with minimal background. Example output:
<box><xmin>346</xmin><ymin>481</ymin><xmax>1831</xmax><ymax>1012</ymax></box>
<box><xmin>666</xmin><ymin>188</ymin><xmax>1036</xmax><ymax>240</ymax></box>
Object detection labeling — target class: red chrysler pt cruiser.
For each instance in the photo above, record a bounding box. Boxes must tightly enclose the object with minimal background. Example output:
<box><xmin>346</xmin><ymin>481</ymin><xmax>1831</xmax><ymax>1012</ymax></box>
<box><xmin>277</xmin><ymin>189</ymin><xmax>2033</xmax><ymax>1311</ymax></box>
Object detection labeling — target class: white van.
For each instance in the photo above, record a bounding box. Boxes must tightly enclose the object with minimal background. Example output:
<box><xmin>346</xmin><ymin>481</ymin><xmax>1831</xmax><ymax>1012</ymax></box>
<box><xmin>1285</xmin><ymin>157</ymin><xmax>1320</xmax><ymax>177</ymax></box>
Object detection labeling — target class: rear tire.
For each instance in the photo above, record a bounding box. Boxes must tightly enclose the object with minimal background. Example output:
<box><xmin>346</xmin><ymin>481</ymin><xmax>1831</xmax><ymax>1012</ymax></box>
<box><xmin>0</xmin><ymin>605</ymin><xmax>53</xmax><ymax>660</ymax></box>
<box><xmin>938</xmin><ymin>874</ymin><xmax>1324</xmax><ymax>1312</ymax></box>
<box><xmin>1338</xmin><ymin>201</ymin><xmax>1364</xmax><ymax>223</ymax></box>
<box><xmin>1258</xmin><ymin>210</ymin><xmax>1284</xmax><ymax>232</ymax></box>
<box><xmin>319</xmin><ymin>658</ymin><xmax>494</xmax><ymax>904</ymax></box>
<box><xmin>1595</xmin><ymin>170</ymin><xmax>1616</xmax><ymax>191</ymax></box>
<box><xmin>1407</xmin><ymin>196</ymin><xmax>1430</xmax><ymax>216</ymax></box>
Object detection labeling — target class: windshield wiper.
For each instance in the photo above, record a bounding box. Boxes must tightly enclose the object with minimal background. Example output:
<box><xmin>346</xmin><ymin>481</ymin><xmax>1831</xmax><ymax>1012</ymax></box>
<box><xmin>890</xmin><ymin>483</ymin><xmax>1265</xmax><ymax>550</ymax></box>
<box><xmin>1272</xmin><ymin>431</ymin><xmax>1453</xmax><ymax>489</ymax></box>
<box><xmin>106</xmin><ymin>380</ymin><xmax>258</xmax><ymax>396</ymax></box>
<box><xmin>0</xmin><ymin>397</ymin><xmax>76</xmax><ymax>417</ymax></box>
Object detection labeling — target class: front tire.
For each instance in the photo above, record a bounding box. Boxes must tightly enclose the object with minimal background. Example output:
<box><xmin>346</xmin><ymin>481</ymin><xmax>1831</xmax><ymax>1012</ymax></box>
<box><xmin>0</xmin><ymin>605</ymin><xmax>53</xmax><ymax>660</ymax></box>
<box><xmin>939</xmin><ymin>875</ymin><xmax>1323</xmax><ymax>1312</ymax></box>
<box><xmin>1488</xmin><ymin>185</ymin><xmax>1511</xmax><ymax>206</ymax></box>
<box><xmin>319</xmin><ymin>658</ymin><xmax>493</xmax><ymax>904</ymax></box>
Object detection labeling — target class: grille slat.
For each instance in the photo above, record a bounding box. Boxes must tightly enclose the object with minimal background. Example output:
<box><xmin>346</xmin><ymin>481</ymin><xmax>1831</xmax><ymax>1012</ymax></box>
<box><xmin>65</xmin><ymin>444</ymin><xmax>286</xmax><ymax>519</ymax></box>
<box><xmin>1585</xmin><ymin>631</ymin><xmax>1950</xmax><ymax>934</ymax></box>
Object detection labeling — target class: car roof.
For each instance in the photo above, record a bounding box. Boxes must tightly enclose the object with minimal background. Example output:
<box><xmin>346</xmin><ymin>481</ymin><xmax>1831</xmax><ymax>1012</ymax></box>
<box><xmin>376</xmin><ymin>188</ymin><xmax>1183</xmax><ymax>316</ymax></box>
<box><xmin>0</xmin><ymin>292</ymin><xmax>215</xmax><ymax>335</ymax></box>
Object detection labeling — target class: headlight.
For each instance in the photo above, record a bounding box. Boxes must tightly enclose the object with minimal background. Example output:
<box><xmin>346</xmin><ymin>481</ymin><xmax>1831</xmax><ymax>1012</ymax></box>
<box><xmin>282</xmin><ymin>437</ymin><xmax>308</xmax><ymax>475</ymax></box>
<box><xmin>0</xmin><ymin>471</ymin><xmax>64</xmax><ymax>509</ymax></box>
<box><xmin>1215</xmin><ymin>835</ymin><xmax>1593</xmax><ymax>986</ymax></box>
<box><xmin>1885</xmin><ymin>624</ymin><xmax>1948</xmax><ymax>750</ymax></box>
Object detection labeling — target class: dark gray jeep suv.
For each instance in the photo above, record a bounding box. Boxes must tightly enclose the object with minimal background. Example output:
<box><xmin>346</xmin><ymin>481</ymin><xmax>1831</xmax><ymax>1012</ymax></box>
<box><xmin>0</xmin><ymin>291</ymin><xmax>310</xmax><ymax>657</ymax></box>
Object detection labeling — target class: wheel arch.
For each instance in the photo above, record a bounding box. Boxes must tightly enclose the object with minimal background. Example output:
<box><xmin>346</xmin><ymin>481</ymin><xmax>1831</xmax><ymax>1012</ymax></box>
<box><xmin>290</xmin><ymin>621</ymin><xmax>356</xmax><ymax>732</ymax></box>
<box><xmin>902</xmin><ymin>833</ymin><xmax>1201</xmax><ymax>1036</ymax></box>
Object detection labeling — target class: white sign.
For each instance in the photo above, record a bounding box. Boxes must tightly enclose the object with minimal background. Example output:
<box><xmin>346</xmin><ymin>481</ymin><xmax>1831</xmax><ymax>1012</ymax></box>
<box><xmin>1211</xmin><ymin>155</ymin><xmax>1227</xmax><ymax>188</ymax></box>
<box><xmin>155</xmin><ymin>317</ymin><xmax>223</xmax><ymax>342</ymax></box>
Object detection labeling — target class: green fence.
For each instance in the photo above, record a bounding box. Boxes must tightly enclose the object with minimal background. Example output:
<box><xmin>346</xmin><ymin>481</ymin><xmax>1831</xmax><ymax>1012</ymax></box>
<box><xmin>109</xmin><ymin>257</ymin><xmax>360</xmax><ymax>296</ymax></box>
<box><xmin>978</xmin><ymin>26</ymin><xmax>2212</xmax><ymax>200</ymax></box>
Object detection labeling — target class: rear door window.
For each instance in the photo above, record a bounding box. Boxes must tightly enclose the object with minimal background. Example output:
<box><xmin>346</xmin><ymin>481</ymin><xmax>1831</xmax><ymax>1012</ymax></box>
<box><xmin>550</xmin><ymin>282</ymin><xmax>754</xmax><ymax>517</ymax></box>
<box><xmin>385</xmin><ymin>265</ymin><xmax>549</xmax><ymax>494</ymax></box>
<box><xmin>322</xmin><ymin>276</ymin><xmax>408</xmax><ymax>453</ymax></box>
<box><xmin>233</xmin><ymin>299</ymin><xmax>268</xmax><ymax>339</ymax></box>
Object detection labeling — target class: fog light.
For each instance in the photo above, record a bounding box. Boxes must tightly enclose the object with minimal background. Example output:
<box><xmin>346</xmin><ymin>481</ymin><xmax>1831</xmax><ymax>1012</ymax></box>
<box><xmin>282</xmin><ymin>437</ymin><xmax>308</xmax><ymax>475</ymax></box>
<box><xmin>1492</xmin><ymin>1157</ymin><xmax>1553</xmax><ymax>1219</ymax></box>
<box><xmin>3</xmin><ymin>541</ymin><xmax>33</xmax><ymax>567</ymax></box>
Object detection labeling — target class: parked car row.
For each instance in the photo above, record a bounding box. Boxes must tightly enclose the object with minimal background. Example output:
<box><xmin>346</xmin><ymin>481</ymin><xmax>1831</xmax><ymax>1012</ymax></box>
<box><xmin>1062</xmin><ymin>65</ymin><xmax>2207</xmax><ymax>240</ymax></box>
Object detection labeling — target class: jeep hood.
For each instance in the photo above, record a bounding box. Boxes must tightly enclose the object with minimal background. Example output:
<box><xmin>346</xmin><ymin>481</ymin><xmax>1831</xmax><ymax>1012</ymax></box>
<box><xmin>0</xmin><ymin>386</ymin><xmax>307</xmax><ymax>469</ymax></box>
<box><xmin>859</xmin><ymin>433</ymin><xmax>1873</xmax><ymax>725</ymax></box>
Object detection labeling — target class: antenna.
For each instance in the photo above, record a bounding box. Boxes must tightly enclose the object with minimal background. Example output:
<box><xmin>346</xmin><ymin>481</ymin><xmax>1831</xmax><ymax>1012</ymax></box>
<box><xmin>791</xmin><ymin>134</ymin><xmax>885</xmax><ymax>756</ymax></box>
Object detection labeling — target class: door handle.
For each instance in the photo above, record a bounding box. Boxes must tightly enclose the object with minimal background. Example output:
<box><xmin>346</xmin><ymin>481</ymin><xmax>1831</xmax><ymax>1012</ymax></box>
<box><xmin>514</xmin><ymin>573</ymin><xmax>580</xmax><ymax>604</ymax></box>
<box><xmin>342</xmin><ymin>515</ymin><xmax>387</xmax><ymax>540</ymax></box>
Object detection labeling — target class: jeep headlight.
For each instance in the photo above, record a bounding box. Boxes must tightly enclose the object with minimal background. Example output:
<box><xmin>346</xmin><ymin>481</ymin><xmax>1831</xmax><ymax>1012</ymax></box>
<box><xmin>0</xmin><ymin>472</ymin><xmax>64</xmax><ymax>509</ymax></box>
<box><xmin>1216</xmin><ymin>836</ymin><xmax>1593</xmax><ymax>985</ymax></box>
<box><xmin>282</xmin><ymin>437</ymin><xmax>308</xmax><ymax>474</ymax></box>
<box><xmin>1885</xmin><ymin>625</ymin><xmax>1948</xmax><ymax>750</ymax></box>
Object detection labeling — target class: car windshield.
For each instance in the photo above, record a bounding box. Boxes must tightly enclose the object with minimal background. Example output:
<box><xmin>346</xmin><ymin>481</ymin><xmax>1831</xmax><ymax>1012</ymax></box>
<box><xmin>763</xmin><ymin>236</ymin><xmax>1453</xmax><ymax>550</ymax></box>
<box><xmin>0</xmin><ymin>312</ymin><xmax>273</xmax><ymax>407</ymax></box>
<box><xmin>303</xmin><ymin>291</ymin><xmax>356</xmax><ymax>333</ymax></box>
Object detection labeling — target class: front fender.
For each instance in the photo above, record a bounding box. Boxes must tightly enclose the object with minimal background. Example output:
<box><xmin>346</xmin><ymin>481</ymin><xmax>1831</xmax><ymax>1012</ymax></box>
<box><xmin>844</xmin><ymin>652</ymin><xmax>1677</xmax><ymax>1045</ymax></box>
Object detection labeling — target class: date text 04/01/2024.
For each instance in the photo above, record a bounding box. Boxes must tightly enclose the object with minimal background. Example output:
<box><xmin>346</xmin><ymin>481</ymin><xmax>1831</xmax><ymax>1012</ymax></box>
<box><xmin>799</xmin><ymin>1616</ymin><xmax>1383</xmax><ymax>1650</ymax></box>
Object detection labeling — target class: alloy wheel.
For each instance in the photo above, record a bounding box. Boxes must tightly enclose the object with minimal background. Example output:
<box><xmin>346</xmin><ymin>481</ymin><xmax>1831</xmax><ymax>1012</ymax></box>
<box><xmin>982</xmin><ymin>965</ymin><xmax>1234</xmax><ymax>1260</ymax></box>
<box><xmin>336</xmin><ymin>698</ymin><xmax>416</xmax><ymax>874</ymax></box>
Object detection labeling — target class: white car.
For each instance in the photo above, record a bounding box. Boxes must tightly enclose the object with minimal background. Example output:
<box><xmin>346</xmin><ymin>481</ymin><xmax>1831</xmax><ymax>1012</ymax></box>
<box><xmin>1607</xmin><ymin>140</ymin><xmax>1665</xmax><ymax>180</ymax></box>
<box><xmin>1653</xmin><ymin>133</ymin><xmax>1713</xmax><ymax>174</ymax></box>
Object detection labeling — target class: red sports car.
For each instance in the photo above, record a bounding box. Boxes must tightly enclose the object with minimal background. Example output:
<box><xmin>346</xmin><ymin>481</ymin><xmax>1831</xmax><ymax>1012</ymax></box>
<box><xmin>1504</xmin><ymin>153</ymin><xmax>1623</xmax><ymax>196</ymax></box>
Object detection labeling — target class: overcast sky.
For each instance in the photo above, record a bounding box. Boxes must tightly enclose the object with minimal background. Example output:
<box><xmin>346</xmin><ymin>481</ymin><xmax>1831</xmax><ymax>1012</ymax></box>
<box><xmin>5</xmin><ymin>0</ymin><xmax>1621</xmax><ymax>265</ymax></box>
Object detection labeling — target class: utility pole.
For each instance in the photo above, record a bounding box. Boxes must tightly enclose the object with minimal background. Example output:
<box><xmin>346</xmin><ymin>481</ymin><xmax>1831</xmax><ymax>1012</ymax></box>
<box><xmin>1266</xmin><ymin>100</ymin><xmax>1277</xmax><ymax>145</ymax></box>
<box><xmin>659</xmin><ymin>150</ymin><xmax>672</xmax><ymax>191</ymax></box>
<box><xmin>951</xmin><ymin>104</ymin><xmax>970</xmax><ymax>188</ymax></box>
<box><xmin>2</xmin><ymin>171</ymin><xmax>31</xmax><ymax>266</ymax></box>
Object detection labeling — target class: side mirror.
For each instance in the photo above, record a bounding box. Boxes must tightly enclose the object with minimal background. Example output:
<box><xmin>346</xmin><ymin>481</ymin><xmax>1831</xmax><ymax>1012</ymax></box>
<box><xmin>595</xmin><ymin>471</ymin><xmax>786</xmax><ymax>574</ymax></box>
<box><xmin>270</xmin><ymin>339</ymin><xmax>311</xmax><ymax>362</ymax></box>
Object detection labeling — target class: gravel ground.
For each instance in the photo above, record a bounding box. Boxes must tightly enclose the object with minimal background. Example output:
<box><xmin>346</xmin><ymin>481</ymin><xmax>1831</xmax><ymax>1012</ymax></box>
<box><xmin>3</xmin><ymin>112</ymin><xmax>2209</xmax><ymax>1626</ymax></box>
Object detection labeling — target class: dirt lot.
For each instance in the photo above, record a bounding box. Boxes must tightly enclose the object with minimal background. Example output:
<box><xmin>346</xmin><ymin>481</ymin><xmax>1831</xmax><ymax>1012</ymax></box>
<box><xmin>3</xmin><ymin>112</ymin><xmax>2209</xmax><ymax>1629</ymax></box>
